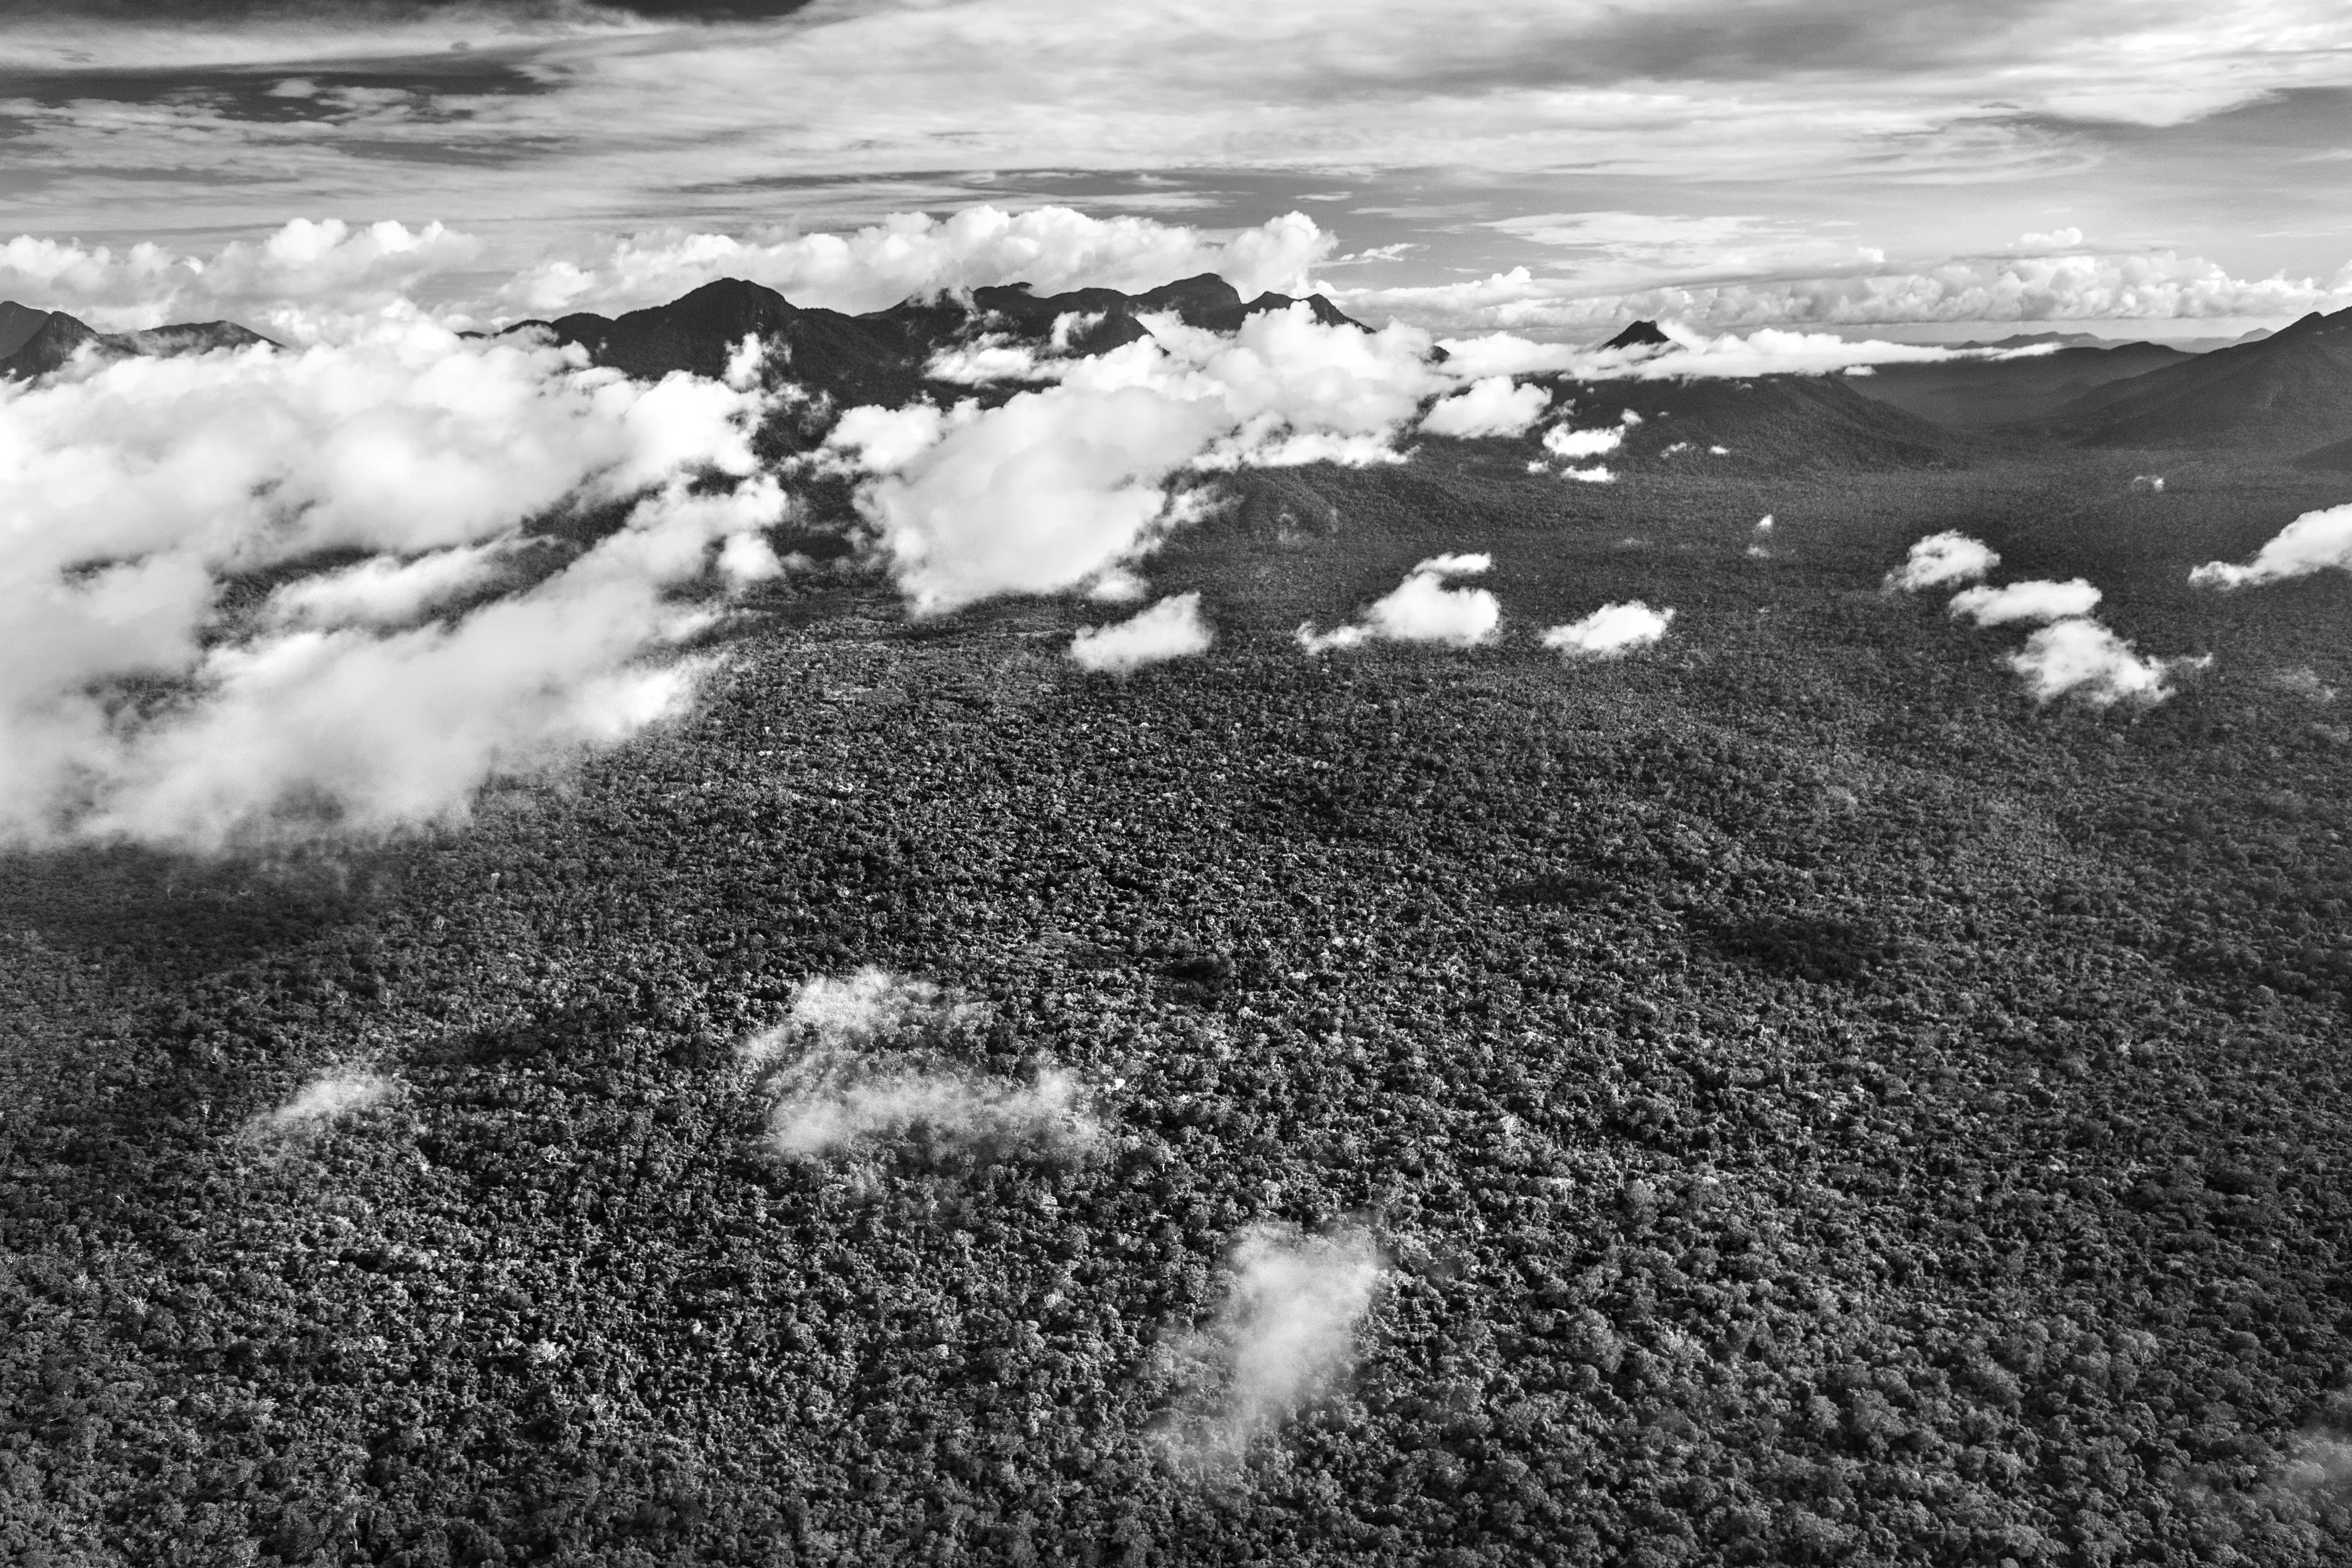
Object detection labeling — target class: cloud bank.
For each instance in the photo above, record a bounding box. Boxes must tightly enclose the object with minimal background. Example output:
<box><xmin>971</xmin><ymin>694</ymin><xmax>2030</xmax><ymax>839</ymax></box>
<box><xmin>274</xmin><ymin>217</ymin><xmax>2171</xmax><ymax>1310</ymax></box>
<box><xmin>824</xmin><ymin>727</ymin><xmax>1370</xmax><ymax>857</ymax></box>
<box><xmin>1298</xmin><ymin>554</ymin><xmax>1500</xmax><ymax>653</ymax></box>
<box><xmin>1070</xmin><ymin>592</ymin><xmax>1214</xmax><ymax>673</ymax></box>
<box><xmin>2189</xmin><ymin>503</ymin><xmax>2352</xmax><ymax>589</ymax></box>
<box><xmin>1159</xmin><ymin>1224</ymin><xmax>1384</xmax><ymax>1469</ymax></box>
<box><xmin>0</xmin><ymin>321</ymin><xmax>778</xmax><ymax>849</ymax></box>
<box><xmin>1886</xmin><ymin>532</ymin><xmax>1999</xmax><ymax>593</ymax></box>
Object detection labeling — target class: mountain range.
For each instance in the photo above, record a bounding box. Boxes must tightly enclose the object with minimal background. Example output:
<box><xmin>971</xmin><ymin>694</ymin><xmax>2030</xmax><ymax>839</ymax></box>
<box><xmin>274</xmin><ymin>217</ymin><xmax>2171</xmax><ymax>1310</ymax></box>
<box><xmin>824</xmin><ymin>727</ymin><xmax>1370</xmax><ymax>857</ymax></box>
<box><xmin>9</xmin><ymin>279</ymin><xmax>2352</xmax><ymax>467</ymax></box>
<box><xmin>0</xmin><ymin>303</ymin><xmax>272</xmax><ymax>379</ymax></box>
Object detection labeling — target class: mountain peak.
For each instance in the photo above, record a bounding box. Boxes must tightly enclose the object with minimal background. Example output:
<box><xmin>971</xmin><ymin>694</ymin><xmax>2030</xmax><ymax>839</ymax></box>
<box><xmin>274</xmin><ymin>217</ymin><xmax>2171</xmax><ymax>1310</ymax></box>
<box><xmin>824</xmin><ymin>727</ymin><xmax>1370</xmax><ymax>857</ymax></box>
<box><xmin>1605</xmin><ymin>320</ymin><xmax>1673</xmax><ymax>351</ymax></box>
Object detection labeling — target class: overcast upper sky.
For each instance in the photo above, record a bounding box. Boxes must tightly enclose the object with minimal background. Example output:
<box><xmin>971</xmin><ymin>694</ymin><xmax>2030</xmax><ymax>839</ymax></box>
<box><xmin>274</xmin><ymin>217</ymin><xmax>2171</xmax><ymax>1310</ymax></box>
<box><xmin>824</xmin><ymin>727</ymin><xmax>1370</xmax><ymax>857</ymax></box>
<box><xmin>8</xmin><ymin>0</ymin><xmax>2352</xmax><ymax>339</ymax></box>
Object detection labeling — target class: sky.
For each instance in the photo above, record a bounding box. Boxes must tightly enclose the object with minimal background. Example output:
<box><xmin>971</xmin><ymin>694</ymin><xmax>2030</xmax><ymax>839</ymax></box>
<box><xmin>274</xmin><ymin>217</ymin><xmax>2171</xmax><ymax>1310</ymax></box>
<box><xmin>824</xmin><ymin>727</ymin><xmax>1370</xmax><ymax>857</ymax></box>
<box><xmin>7</xmin><ymin>0</ymin><xmax>2352</xmax><ymax>339</ymax></box>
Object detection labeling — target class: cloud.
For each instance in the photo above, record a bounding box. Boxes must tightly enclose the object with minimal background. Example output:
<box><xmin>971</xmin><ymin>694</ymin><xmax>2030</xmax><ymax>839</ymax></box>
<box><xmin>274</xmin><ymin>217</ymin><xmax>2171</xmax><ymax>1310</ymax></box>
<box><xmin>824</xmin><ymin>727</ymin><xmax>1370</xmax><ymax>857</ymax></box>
<box><xmin>1541</xmin><ymin>600</ymin><xmax>1675</xmax><ymax>659</ymax></box>
<box><xmin>742</xmin><ymin>968</ymin><xmax>1094</xmax><ymax>1162</ymax></box>
<box><xmin>1541</xmin><ymin>422</ymin><xmax>1624</xmax><ymax>459</ymax></box>
<box><xmin>1297</xmin><ymin>552</ymin><xmax>1500</xmax><ymax>653</ymax></box>
<box><xmin>1559</xmin><ymin>465</ymin><xmax>1616</xmax><ymax>483</ymax></box>
<box><xmin>1339</xmin><ymin>248</ymin><xmax>2352</xmax><ymax>337</ymax></box>
<box><xmin>1070</xmin><ymin>591</ymin><xmax>1213</xmax><ymax>673</ymax></box>
<box><xmin>2007</xmin><ymin>617</ymin><xmax>2206</xmax><ymax>707</ymax></box>
<box><xmin>1886</xmin><ymin>531</ymin><xmax>1999</xmax><ymax>592</ymax></box>
<box><xmin>2189</xmin><ymin>502</ymin><xmax>2352</xmax><ymax>589</ymax></box>
<box><xmin>245</xmin><ymin>1067</ymin><xmax>392</xmax><ymax>1142</ymax></box>
<box><xmin>1418</xmin><ymin>376</ymin><xmax>1550</xmax><ymax>437</ymax></box>
<box><xmin>502</xmin><ymin>207</ymin><xmax>1336</xmax><ymax>317</ymax></box>
<box><xmin>1947</xmin><ymin>577</ymin><xmax>2102</xmax><ymax>626</ymax></box>
<box><xmin>1158</xmin><ymin>1223</ymin><xmax>1384</xmax><ymax>1470</ymax></box>
<box><xmin>858</xmin><ymin>305</ymin><xmax>1447</xmax><ymax>612</ymax></box>
<box><xmin>0</xmin><ymin>320</ymin><xmax>778</xmax><ymax>850</ymax></box>
<box><xmin>0</xmin><ymin>220</ymin><xmax>485</xmax><ymax>338</ymax></box>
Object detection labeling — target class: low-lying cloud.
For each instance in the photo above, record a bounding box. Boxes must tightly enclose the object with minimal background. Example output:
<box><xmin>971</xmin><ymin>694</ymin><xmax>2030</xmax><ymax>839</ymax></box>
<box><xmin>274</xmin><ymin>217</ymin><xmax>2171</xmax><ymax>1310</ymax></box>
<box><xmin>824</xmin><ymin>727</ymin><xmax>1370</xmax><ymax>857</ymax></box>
<box><xmin>1418</xmin><ymin>376</ymin><xmax>1550</xmax><ymax>438</ymax></box>
<box><xmin>1298</xmin><ymin>553</ymin><xmax>1500</xmax><ymax>653</ymax></box>
<box><xmin>1070</xmin><ymin>591</ymin><xmax>1214</xmax><ymax>673</ymax></box>
<box><xmin>1158</xmin><ymin>1224</ymin><xmax>1385</xmax><ymax>1470</ymax></box>
<box><xmin>1948</xmin><ymin>578</ymin><xmax>2102</xmax><ymax>626</ymax></box>
<box><xmin>743</xmin><ymin>968</ymin><xmax>1095</xmax><ymax>1163</ymax></box>
<box><xmin>2189</xmin><ymin>503</ymin><xmax>2352</xmax><ymax>589</ymax></box>
<box><xmin>1542</xmin><ymin>600</ymin><xmax>1676</xmax><ymax>659</ymax></box>
<box><xmin>0</xmin><ymin>321</ymin><xmax>779</xmax><ymax>850</ymax></box>
<box><xmin>1886</xmin><ymin>532</ymin><xmax>1999</xmax><ymax>592</ymax></box>
<box><xmin>244</xmin><ymin>1067</ymin><xmax>393</xmax><ymax>1142</ymax></box>
<box><xmin>2007</xmin><ymin>618</ymin><xmax>2207</xmax><ymax>707</ymax></box>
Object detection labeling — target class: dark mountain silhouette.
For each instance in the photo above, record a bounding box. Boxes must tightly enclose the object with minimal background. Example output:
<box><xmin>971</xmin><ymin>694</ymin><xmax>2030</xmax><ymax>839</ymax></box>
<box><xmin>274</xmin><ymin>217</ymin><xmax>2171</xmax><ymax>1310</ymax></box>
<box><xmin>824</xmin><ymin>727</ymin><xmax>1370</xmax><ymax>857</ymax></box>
<box><xmin>1603</xmin><ymin>320</ymin><xmax>1674</xmax><ymax>350</ymax></box>
<box><xmin>0</xmin><ymin>304</ymin><xmax>275</xmax><ymax>380</ymax></box>
<box><xmin>0</xmin><ymin>299</ymin><xmax>50</xmax><ymax>358</ymax></box>
<box><xmin>509</xmin><ymin>272</ymin><xmax>1369</xmax><ymax>408</ymax></box>
<box><xmin>2039</xmin><ymin>305</ymin><xmax>2352</xmax><ymax>449</ymax></box>
<box><xmin>1845</xmin><ymin>340</ymin><xmax>2194</xmax><ymax>430</ymax></box>
<box><xmin>2293</xmin><ymin>433</ymin><xmax>2352</xmax><ymax>472</ymax></box>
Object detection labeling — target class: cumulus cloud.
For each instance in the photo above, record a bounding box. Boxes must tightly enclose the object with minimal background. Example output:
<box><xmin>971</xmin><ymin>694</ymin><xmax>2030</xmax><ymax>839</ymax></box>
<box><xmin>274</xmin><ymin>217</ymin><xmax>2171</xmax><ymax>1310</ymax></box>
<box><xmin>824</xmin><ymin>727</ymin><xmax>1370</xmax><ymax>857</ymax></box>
<box><xmin>859</xmin><ymin>305</ymin><xmax>1446</xmax><ymax>612</ymax></box>
<box><xmin>1418</xmin><ymin>376</ymin><xmax>1550</xmax><ymax>438</ymax></box>
<box><xmin>1541</xmin><ymin>422</ymin><xmax>1624</xmax><ymax>459</ymax></box>
<box><xmin>742</xmin><ymin>968</ymin><xmax>1093</xmax><ymax>1162</ymax></box>
<box><xmin>1886</xmin><ymin>532</ymin><xmax>1999</xmax><ymax>592</ymax></box>
<box><xmin>502</xmin><ymin>207</ymin><xmax>1334</xmax><ymax>317</ymax></box>
<box><xmin>1947</xmin><ymin>578</ymin><xmax>2103</xmax><ymax>626</ymax></box>
<box><xmin>1070</xmin><ymin>591</ymin><xmax>1214</xmax><ymax>673</ymax></box>
<box><xmin>1560</xmin><ymin>465</ymin><xmax>1616</xmax><ymax>483</ymax></box>
<box><xmin>0</xmin><ymin>321</ymin><xmax>779</xmax><ymax>850</ymax></box>
<box><xmin>245</xmin><ymin>1067</ymin><xmax>393</xmax><ymax>1142</ymax></box>
<box><xmin>0</xmin><ymin>220</ymin><xmax>484</xmax><ymax>339</ymax></box>
<box><xmin>1298</xmin><ymin>553</ymin><xmax>1500</xmax><ymax>653</ymax></box>
<box><xmin>1541</xmin><ymin>600</ymin><xmax>1675</xmax><ymax>659</ymax></box>
<box><xmin>2007</xmin><ymin>618</ymin><xmax>2207</xmax><ymax>708</ymax></box>
<box><xmin>1158</xmin><ymin>1224</ymin><xmax>1385</xmax><ymax>1470</ymax></box>
<box><xmin>2189</xmin><ymin>503</ymin><xmax>2352</xmax><ymax>589</ymax></box>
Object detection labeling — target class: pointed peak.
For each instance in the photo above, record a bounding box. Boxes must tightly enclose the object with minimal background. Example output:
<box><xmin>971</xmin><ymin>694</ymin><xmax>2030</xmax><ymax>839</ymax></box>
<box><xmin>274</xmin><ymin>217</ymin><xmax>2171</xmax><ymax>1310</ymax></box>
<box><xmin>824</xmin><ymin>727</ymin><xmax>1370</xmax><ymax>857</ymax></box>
<box><xmin>1604</xmin><ymin>320</ymin><xmax>1673</xmax><ymax>351</ymax></box>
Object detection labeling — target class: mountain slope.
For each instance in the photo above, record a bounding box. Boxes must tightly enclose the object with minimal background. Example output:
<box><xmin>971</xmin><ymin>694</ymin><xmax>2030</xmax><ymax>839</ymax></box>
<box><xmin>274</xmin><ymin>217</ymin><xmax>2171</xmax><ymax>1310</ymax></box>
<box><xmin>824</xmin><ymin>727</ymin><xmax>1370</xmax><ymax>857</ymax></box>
<box><xmin>1846</xmin><ymin>341</ymin><xmax>2194</xmax><ymax>430</ymax></box>
<box><xmin>1549</xmin><ymin>370</ymin><xmax>1970</xmax><ymax>471</ymax></box>
<box><xmin>0</xmin><ymin>305</ymin><xmax>275</xmax><ymax>380</ymax></box>
<box><xmin>2040</xmin><ymin>305</ymin><xmax>2352</xmax><ymax>450</ymax></box>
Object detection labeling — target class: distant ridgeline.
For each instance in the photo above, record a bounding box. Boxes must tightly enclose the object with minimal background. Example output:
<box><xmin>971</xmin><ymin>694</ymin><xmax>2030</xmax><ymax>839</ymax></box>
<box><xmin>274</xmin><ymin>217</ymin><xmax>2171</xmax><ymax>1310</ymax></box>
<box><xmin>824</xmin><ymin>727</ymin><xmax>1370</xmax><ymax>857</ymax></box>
<box><xmin>491</xmin><ymin>272</ymin><xmax>1364</xmax><ymax>413</ymax></box>
<box><xmin>13</xmin><ymin>277</ymin><xmax>2352</xmax><ymax>467</ymax></box>
<box><xmin>0</xmin><ymin>299</ymin><xmax>274</xmax><ymax>380</ymax></box>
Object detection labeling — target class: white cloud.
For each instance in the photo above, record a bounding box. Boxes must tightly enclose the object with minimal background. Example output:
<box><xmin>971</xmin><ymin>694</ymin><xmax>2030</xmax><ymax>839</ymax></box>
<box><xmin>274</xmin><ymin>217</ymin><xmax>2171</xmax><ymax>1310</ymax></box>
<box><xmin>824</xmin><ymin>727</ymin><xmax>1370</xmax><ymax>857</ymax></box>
<box><xmin>501</xmin><ymin>207</ymin><xmax>1336</xmax><ymax>317</ymax></box>
<box><xmin>742</xmin><ymin>968</ymin><xmax>1093</xmax><ymax>1162</ymax></box>
<box><xmin>1542</xmin><ymin>423</ymin><xmax>1624</xmax><ymax>459</ymax></box>
<box><xmin>1418</xmin><ymin>376</ymin><xmax>1550</xmax><ymax>437</ymax></box>
<box><xmin>1886</xmin><ymin>532</ymin><xmax>1999</xmax><ymax>592</ymax></box>
<box><xmin>2189</xmin><ymin>503</ymin><xmax>2352</xmax><ymax>589</ymax></box>
<box><xmin>1560</xmin><ymin>465</ymin><xmax>1616</xmax><ymax>483</ymax></box>
<box><xmin>1339</xmin><ymin>248</ymin><xmax>2352</xmax><ymax>337</ymax></box>
<box><xmin>1070</xmin><ymin>591</ymin><xmax>1214</xmax><ymax>672</ymax></box>
<box><xmin>2007</xmin><ymin>617</ymin><xmax>2207</xmax><ymax>707</ymax></box>
<box><xmin>0</xmin><ymin>321</ymin><xmax>778</xmax><ymax>850</ymax></box>
<box><xmin>0</xmin><ymin>220</ymin><xmax>484</xmax><ymax>339</ymax></box>
<box><xmin>1541</xmin><ymin>600</ymin><xmax>1675</xmax><ymax>659</ymax></box>
<box><xmin>1298</xmin><ymin>552</ymin><xmax>1500</xmax><ymax>653</ymax></box>
<box><xmin>1159</xmin><ymin>1223</ymin><xmax>1384</xmax><ymax>1470</ymax></box>
<box><xmin>1948</xmin><ymin>578</ymin><xmax>2103</xmax><ymax>626</ymax></box>
<box><xmin>862</xmin><ymin>306</ymin><xmax>1447</xmax><ymax>612</ymax></box>
<box><xmin>246</xmin><ymin>1067</ymin><xmax>392</xmax><ymax>1142</ymax></box>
